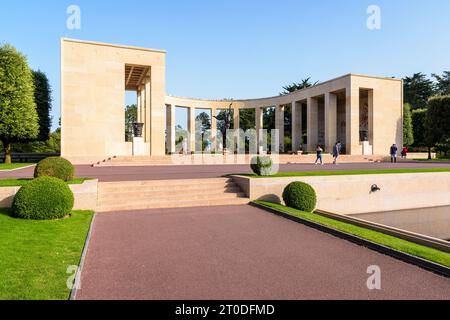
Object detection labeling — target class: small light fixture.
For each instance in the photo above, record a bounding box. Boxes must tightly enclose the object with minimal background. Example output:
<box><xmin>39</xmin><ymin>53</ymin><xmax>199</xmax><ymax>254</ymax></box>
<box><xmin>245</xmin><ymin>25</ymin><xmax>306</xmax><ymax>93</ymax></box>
<box><xmin>371</xmin><ymin>184</ymin><xmax>381</xmax><ymax>193</ymax></box>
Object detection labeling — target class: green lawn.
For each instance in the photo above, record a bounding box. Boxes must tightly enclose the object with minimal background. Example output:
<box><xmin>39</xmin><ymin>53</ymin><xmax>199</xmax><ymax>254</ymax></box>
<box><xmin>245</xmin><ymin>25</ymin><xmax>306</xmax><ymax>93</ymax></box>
<box><xmin>254</xmin><ymin>201</ymin><xmax>450</xmax><ymax>267</ymax></box>
<box><xmin>414</xmin><ymin>158</ymin><xmax>450</xmax><ymax>162</ymax></box>
<box><xmin>0</xmin><ymin>209</ymin><xmax>94</xmax><ymax>300</ymax></box>
<box><xmin>0</xmin><ymin>178</ymin><xmax>92</xmax><ymax>187</ymax></box>
<box><xmin>240</xmin><ymin>168</ymin><xmax>450</xmax><ymax>178</ymax></box>
<box><xmin>0</xmin><ymin>163</ymin><xmax>35</xmax><ymax>171</ymax></box>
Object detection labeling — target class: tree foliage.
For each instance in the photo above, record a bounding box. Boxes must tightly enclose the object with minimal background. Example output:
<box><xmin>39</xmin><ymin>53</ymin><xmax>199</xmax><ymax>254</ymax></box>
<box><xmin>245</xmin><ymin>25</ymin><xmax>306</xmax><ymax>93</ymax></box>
<box><xmin>239</xmin><ymin>108</ymin><xmax>255</xmax><ymax>131</ymax></box>
<box><xmin>195</xmin><ymin>112</ymin><xmax>211</xmax><ymax>151</ymax></box>
<box><xmin>403</xmin><ymin>103</ymin><xmax>414</xmax><ymax>146</ymax></box>
<box><xmin>32</xmin><ymin>70</ymin><xmax>52</xmax><ymax>141</ymax></box>
<box><xmin>0</xmin><ymin>44</ymin><xmax>39</xmax><ymax>163</ymax></box>
<box><xmin>403</xmin><ymin>72</ymin><xmax>435</xmax><ymax>109</ymax></box>
<box><xmin>10</xmin><ymin>128</ymin><xmax>61</xmax><ymax>153</ymax></box>
<box><xmin>432</xmin><ymin>71</ymin><xmax>450</xmax><ymax>96</ymax></box>
<box><xmin>411</xmin><ymin>109</ymin><xmax>428</xmax><ymax>148</ymax></box>
<box><xmin>125</xmin><ymin>104</ymin><xmax>137</xmax><ymax>141</ymax></box>
<box><xmin>426</xmin><ymin>95</ymin><xmax>450</xmax><ymax>156</ymax></box>
<box><xmin>281</xmin><ymin>77</ymin><xmax>319</xmax><ymax>95</ymax></box>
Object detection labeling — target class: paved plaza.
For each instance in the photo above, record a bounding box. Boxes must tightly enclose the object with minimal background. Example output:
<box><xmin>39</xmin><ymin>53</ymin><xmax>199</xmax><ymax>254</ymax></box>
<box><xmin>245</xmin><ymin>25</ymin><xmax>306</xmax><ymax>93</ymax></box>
<box><xmin>76</xmin><ymin>205</ymin><xmax>450</xmax><ymax>300</ymax></box>
<box><xmin>1</xmin><ymin>161</ymin><xmax>449</xmax><ymax>181</ymax></box>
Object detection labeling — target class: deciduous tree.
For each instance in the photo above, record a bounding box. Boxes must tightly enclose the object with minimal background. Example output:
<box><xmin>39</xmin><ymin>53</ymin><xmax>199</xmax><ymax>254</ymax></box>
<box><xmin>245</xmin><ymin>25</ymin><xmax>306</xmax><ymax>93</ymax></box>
<box><xmin>0</xmin><ymin>44</ymin><xmax>39</xmax><ymax>164</ymax></box>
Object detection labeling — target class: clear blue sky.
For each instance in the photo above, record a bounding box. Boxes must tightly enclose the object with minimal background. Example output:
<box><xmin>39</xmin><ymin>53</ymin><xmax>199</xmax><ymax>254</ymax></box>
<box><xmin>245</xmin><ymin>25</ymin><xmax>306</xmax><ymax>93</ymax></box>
<box><xmin>1</xmin><ymin>0</ymin><xmax>450</xmax><ymax>130</ymax></box>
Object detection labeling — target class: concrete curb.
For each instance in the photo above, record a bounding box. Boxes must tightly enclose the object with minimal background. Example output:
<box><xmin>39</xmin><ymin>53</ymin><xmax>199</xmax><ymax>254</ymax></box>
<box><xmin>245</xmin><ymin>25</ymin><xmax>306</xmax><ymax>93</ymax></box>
<box><xmin>250</xmin><ymin>202</ymin><xmax>450</xmax><ymax>279</ymax></box>
<box><xmin>69</xmin><ymin>213</ymin><xmax>97</xmax><ymax>300</ymax></box>
<box><xmin>0</xmin><ymin>164</ymin><xmax>36</xmax><ymax>172</ymax></box>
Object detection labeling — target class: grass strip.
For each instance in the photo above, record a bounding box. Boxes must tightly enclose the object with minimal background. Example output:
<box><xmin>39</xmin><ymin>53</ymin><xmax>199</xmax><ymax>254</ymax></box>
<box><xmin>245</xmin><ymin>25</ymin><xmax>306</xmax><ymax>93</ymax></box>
<box><xmin>254</xmin><ymin>200</ymin><xmax>450</xmax><ymax>267</ymax></box>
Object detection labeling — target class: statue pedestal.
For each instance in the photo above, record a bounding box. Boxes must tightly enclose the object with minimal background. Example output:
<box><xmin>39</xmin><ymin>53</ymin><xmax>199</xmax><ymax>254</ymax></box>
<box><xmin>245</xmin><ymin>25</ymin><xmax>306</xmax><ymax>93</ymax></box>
<box><xmin>361</xmin><ymin>141</ymin><xmax>373</xmax><ymax>155</ymax></box>
<box><xmin>259</xmin><ymin>146</ymin><xmax>267</xmax><ymax>155</ymax></box>
<box><xmin>133</xmin><ymin>137</ymin><xmax>146</xmax><ymax>156</ymax></box>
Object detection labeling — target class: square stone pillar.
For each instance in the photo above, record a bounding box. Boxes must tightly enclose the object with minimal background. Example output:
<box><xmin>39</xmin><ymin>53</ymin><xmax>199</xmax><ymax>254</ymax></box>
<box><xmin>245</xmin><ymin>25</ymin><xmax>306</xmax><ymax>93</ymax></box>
<box><xmin>346</xmin><ymin>85</ymin><xmax>361</xmax><ymax>155</ymax></box>
<box><xmin>149</xmin><ymin>65</ymin><xmax>166</xmax><ymax>156</ymax></box>
<box><xmin>324</xmin><ymin>92</ymin><xmax>337</xmax><ymax>153</ymax></box>
<box><xmin>255</xmin><ymin>107</ymin><xmax>264</xmax><ymax>153</ymax></box>
<box><xmin>188</xmin><ymin>106</ymin><xmax>196</xmax><ymax>153</ymax></box>
<box><xmin>137</xmin><ymin>87</ymin><xmax>142</xmax><ymax>123</ymax></box>
<box><xmin>144</xmin><ymin>77</ymin><xmax>151</xmax><ymax>145</ymax></box>
<box><xmin>368</xmin><ymin>89</ymin><xmax>374</xmax><ymax>154</ymax></box>
<box><xmin>307</xmin><ymin>97</ymin><xmax>318</xmax><ymax>151</ymax></box>
<box><xmin>291</xmin><ymin>101</ymin><xmax>302</xmax><ymax>153</ymax></box>
<box><xmin>275</xmin><ymin>105</ymin><xmax>284</xmax><ymax>152</ymax></box>
<box><xmin>166</xmin><ymin>104</ymin><xmax>176</xmax><ymax>154</ymax></box>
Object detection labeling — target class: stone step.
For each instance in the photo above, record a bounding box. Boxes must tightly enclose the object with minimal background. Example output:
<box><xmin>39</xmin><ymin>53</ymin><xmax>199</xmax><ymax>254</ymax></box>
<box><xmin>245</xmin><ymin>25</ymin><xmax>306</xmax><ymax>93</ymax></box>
<box><xmin>95</xmin><ymin>154</ymin><xmax>384</xmax><ymax>167</ymax></box>
<box><xmin>98</xmin><ymin>188</ymin><xmax>244</xmax><ymax>202</ymax></box>
<box><xmin>95</xmin><ymin>178</ymin><xmax>249</xmax><ymax>212</ymax></box>
<box><xmin>97</xmin><ymin>196</ymin><xmax>249</xmax><ymax>212</ymax></box>
<box><xmin>98</xmin><ymin>179</ymin><xmax>235</xmax><ymax>192</ymax></box>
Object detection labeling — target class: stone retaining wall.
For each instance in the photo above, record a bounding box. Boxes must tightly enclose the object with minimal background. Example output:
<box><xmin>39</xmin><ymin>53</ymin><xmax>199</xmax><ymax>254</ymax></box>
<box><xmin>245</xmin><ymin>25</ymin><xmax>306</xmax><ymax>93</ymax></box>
<box><xmin>0</xmin><ymin>179</ymin><xmax>98</xmax><ymax>211</ymax></box>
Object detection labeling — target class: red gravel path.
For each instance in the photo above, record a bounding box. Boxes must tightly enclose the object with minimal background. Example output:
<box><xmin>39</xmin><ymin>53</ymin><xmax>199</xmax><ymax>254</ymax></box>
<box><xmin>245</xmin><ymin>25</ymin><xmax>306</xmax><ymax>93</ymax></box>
<box><xmin>76</xmin><ymin>205</ymin><xmax>450</xmax><ymax>300</ymax></box>
<box><xmin>2</xmin><ymin>161</ymin><xmax>449</xmax><ymax>182</ymax></box>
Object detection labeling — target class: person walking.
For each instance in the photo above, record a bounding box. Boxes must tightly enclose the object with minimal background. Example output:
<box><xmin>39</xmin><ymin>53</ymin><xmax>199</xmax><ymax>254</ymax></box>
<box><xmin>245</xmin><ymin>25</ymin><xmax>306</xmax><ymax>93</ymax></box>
<box><xmin>401</xmin><ymin>146</ymin><xmax>408</xmax><ymax>159</ymax></box>
<box><xmin>390</xmin><ymin>143</ymin><xmax>398</xmax><ymax>163</ymax></box>
<box><xmin>315</xmin><ymin>145</ymin><xmax>324</xmax><ymax>165</ymax></box>
<box><xmin>333</xmin><ymin>141</ymin><xmax>342</xmax><ymax>165</ymax></box>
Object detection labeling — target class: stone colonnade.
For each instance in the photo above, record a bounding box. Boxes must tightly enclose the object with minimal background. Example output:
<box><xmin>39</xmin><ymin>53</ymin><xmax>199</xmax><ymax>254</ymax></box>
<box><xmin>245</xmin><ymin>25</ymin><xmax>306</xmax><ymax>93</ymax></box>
<box><xmin>164</xmin><ymin>92</ymin><xmax>344</xmax><ymax>154</ymax></box>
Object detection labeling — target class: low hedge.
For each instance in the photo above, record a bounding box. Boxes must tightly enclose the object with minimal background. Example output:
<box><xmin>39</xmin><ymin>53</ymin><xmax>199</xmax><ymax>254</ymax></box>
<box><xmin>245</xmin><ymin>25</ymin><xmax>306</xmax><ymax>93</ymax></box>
<box><xmin>282</xmin><ymin>181</ymin><xmax>317</xmax><ymax>213</ymax></box>
<box><xmin>250</xmin><ymin>156</ymin><xmax>273</xmax><ymax>176</ymax></box>
<box><xmin>12</xmin><ymin>176</ymin><xmax>74</xmax><ymax>220</ymax></box>
<box><xmin>34</xmin><ymin>157</ymin><xmax>75</xmax><ymax>182</ymax></box>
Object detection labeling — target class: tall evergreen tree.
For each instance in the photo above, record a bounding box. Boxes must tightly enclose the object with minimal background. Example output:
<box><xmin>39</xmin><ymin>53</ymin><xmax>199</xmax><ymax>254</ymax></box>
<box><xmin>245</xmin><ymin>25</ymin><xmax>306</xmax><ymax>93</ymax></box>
<box><xmin>403</xmin><ymin>73</ymin><xmax>435</xmax><ymax>109</ymax></box>
<box><xmin>32</xmin><ymin>70</ymin><xmax>52</xmax><ymax>141</ymax></box>
<box><xmin>411</xmin><ymin>109</ymin><xmax>427</xmax><ymax>148</ymax></box>
<box><xmin>432</xmin><ymin>71</ymin><xmax>450</xmax><ymax>96</ymax></box>
<box><xmin>426</xmin><ymin>95</ymin><xmax>450</xmax><ymax>155</ymax></box>
<box><xmin>403</xmin><ymin>103</ymin><xmax>414</xmax><ymax>146</ymax></box>
<box><xmin>0</xmin><ymin>44</ymin><xmax>39</xmax><ymax>164</ymax></box>
<box><xmin>281</xmin><ymin>77</ymin><xmax>319</xmax><ymax>95</ymax></box>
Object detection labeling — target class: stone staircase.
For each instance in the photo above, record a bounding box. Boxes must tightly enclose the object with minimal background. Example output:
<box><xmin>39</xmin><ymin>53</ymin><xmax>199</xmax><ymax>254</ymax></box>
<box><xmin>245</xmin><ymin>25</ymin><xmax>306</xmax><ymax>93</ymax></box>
<box><xmin>96</xmin><ymin>178</ymin><xmax>249</xmax><ymax>212</ymax></box>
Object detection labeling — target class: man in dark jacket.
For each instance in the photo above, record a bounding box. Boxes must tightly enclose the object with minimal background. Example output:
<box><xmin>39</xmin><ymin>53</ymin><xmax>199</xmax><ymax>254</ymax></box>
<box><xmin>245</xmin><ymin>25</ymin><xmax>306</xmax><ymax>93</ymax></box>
<box><xmin>390</xmin><ymin>144</ymin><xmax>398</xmax><ymax>163</ymax></box>
<box><xmin>333</xmin><ymin>141</ymin><xmax>342</xmax><ymax>165</ymax></box>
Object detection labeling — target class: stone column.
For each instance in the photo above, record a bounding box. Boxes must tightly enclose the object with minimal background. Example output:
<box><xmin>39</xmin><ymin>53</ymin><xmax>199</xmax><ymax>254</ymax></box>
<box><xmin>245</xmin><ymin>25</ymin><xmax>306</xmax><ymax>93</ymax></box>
<box><xmin>233</xmin><ymin>108</ymin><xmax>240</xmax><ymax>130</ymax></box>
<box><xmin>188</xmin><ymin>106</ymin><xmax>196</xmax><ymax>153</ymax></box>
<box><xmin>275</xmin><ymin>105</ymin><xmax>284</xmax><ymax>152</ymax></box>
<box><xmin>210</xmin><ymin>107</ymin><xmax>217</xmax><ymax>151</ymax></box>
<box><xmin>291</xmin><ymin>101</ymin><xmax>302</xmax><ymax>153</ymax></box>
<box><xmin>307</xmin><ymin>97</ymin><xmax>318</xmax><ymax>151</ymax></box>
<box><xmin>324</xmin><ymin>92</ymin><xmax>337</xmax><ymax>153</ymax></box>
<box><xmin>346</xmin><ymin>85</ymin><xmax>361</xmax><ymax>155</ymax></box>
<box><xmin>255</xmin><ymin>107</ymin><xmax>264</xmax><ymax>153</ymax></box>
<box><xmin>166</xmin><ymin>104</ymin><xmax>176</xmax><ymax>154</ymax></box>
<box><xmin>231</xmin><ymin>108</ymin><xmax>240</xmax><ymax>152</ymax></box>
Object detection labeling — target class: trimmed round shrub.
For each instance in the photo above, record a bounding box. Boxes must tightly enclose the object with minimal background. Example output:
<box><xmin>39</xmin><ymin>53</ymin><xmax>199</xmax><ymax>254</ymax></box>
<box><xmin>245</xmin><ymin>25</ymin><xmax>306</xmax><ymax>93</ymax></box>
<box><xmin>12</xmin><ymin>176</ymin><xmax>74</xmax><ymax>220</ymax></box>
<box><xmin>282</xmin><ymin>182</ymin><xmax>317</xmax><ymax>213</ymax></box>
<box><xmin>34</xmin><ymin>157</ymin><xmax>75</xmax><ymax>182</ymax></box>
<box><xmin>250</xmin><ymin>156</ymin><xmax>273</xmax><ymax>176</ymax></box>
